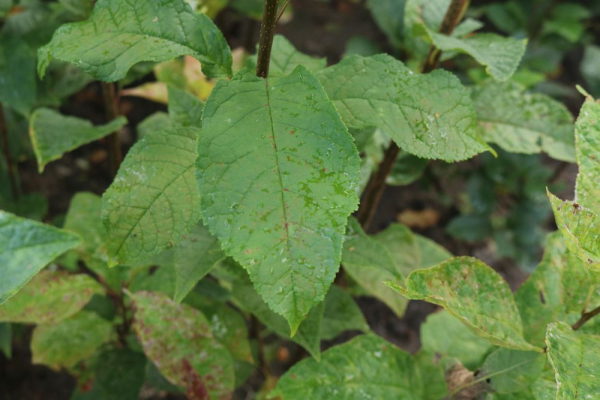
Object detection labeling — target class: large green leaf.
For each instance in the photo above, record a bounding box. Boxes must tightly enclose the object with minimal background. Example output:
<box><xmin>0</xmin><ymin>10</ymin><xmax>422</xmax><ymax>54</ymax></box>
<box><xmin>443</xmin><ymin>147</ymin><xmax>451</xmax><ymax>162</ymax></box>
<box><xmin>0</xmin><ymin>34</ymin><xmax>36</xmax><ymax>116</ymax></box>
<box><xmin>0</xmin><ymin>211</ymin><xmax>81</xmax><ymax>304</ymax></box>
<box><xmin>130</xmin><ymin>291</ymin><xmax>234</xmax><ymax>399</ymax></box>
<box><xmin>248</xmin><ymin>35</ymin><xmax>326</xmax><ymax>76</ymax></box>
<box><xmin>0</xmin><ymin>270</ymin><xmax>103</xmax><ymax>324</ymax></box>
<box><xmin>320</xmin><ymin>285</ymin><xmax>369</xmax><ymax>340</ymax></box>
<box><xmin>546</xmin><ymin>322</ymin><xmax>600</xmax><ymax>399</ymax></box>
<box><xmin>317</xmin><ymin>54</ymin><xmax>489</xmax><ymax>161</ymax></box>
<box><xmin>31</xmin><ymin>311</ymin><xmax>113</xmax><ymax>369</ymax></box>
<box><xmin>30</xmin><ymin>108</ymin><xmax>128</xmax><ymax>172</ymax></box>
<box><xmin>38</xmin><ymin>0</ymin><xmax>232</xmax><ymax>81</ymax></box>
<box><xmin>168</xmin><ymin>85</ymin><xmax>203</xmax><ymax>128</ymax></box>
<box><xmin>102</xmin><ymin>121</ymin><xmax>201</xmax><ymax>266</ymax></box>
<box><xmin>273</xmin><ymin>334</ymin><xmax>424</xmax><ymax>400</ymax></box>
<box><xmin>471</xmin><ymin>81</ymin><xmax>575</xmax><ymax>162</ymax></box>
<box><xmin>197</xmin><ymin>67</ymin><xmax>360</xmax><ymax>333</ymax></box>
<box><xmin>574</xmin><ymin>97</ymin><xmax>600</xmax><ymax>211</ymax></box>
<box><xmin>515</xmin><ymin>232</ymin><xmax>597</xmax><ymax>346</ymax></box>
<box><xmin>421</xmin><ymin>27</ymin><xmax>526</xmax><ymax>81</ymax></box>
<box><xmin>480</xmin><ymin>348</ymin><xmax>545</xmax><ymax>394</ymax></box>
<box><xmin>388</xmin><ymin>257</ymin><xmax>542</xmax><ymax>352</ymax></box>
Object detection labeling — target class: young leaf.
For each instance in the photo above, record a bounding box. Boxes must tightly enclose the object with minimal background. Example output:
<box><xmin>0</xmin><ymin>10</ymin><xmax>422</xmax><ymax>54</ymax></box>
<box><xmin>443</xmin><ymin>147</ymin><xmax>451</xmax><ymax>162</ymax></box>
<box><xmin>420</xmin><ymin>28</ymin><xmax>527</xmax><ymax>81</ymax></box>
<box><xmin>248</xmin><ymin>35</ymin><xmax>326</xmax><ymax>76</ymax></box>
<box><xmin>0</xmin><ymin>211</ymin><xmax>81</xmax><ymax>304</ymax></box>
<box><xmin>92</xmin><ymin>348</ymin><xmax>147</xmax><ymax>400</ymax></box>
<box><xmin>30</xmin><ymin>108</ymin><xmax>128</xmax><ymax>172</ymax></box>
<box><xmin>102</xmin><ymin>121</ymin><xmax>201</xmax><ymax>267</ymax></box>
<box><xmin>546</xmin><ymin>322</ymin><xmax>600</xmax><ymax>399</ymax></box>
<box><xmin>388</xmin><ymin>257</ymin><xmax>542</xmax><ymax>352</ymax></box>
<box><xmin>480</xmin><ymin>348</ymin><xmax>545</xmax><ymax>394</ymax></box>
<box><xmin>320</xmin><ymin>285</ymin><xmax>369</xmax><ymax>341</ymax></box>
<box><xmin>421</xmin><ymin>310</ymin><xmax>492</xmax><ymax>369</ymax></box>
<box><xmin>168</xmin><ymin>85</ymin><xmax>203</xmax><ymax>128</ymax></box>
<box><xmin>273</xmin><ymin>334</ymin><xmax>424</xmax><ymax>400</ymax></box>
<box><xmin>197</xmin><ymin>66</ymin><xmax>360</xmax><ymax>333</ymax></box>
<box><xmin>31</xmin><ymin>311</ymin><xmax>113</xmax><ymax>369</ymax></box>
<box><xmin>317</xmin><ymin>54</ymin><xmax>490</xmax><ymax>162</ymax></box>
<box><xmin>0</xmin><ymin>270</ymin><xmax>103</xmax><ymax>324</ymax></box>
<box><xmin>0</xmin><ymin>34</ymin><xmax>36</xmax><ymax>116</ymax></box>
<box><xmin>38</xmin><ymin>0</ymin><xmax>232</xmax><ymax>81</ymax></box>
<box><xmin>173</xmin><ymin>222</ymin><xmax>225</xmax><ymax>303</ymax></box>
<box><xmin>471</xmin><ymin>81</ymin><xmax>575</xmax><ymax>162</ymax></box>
<box><xmin>130</xmin><ymin>291</ymin><xmax>234</xmax><ymax>399</ymax></box>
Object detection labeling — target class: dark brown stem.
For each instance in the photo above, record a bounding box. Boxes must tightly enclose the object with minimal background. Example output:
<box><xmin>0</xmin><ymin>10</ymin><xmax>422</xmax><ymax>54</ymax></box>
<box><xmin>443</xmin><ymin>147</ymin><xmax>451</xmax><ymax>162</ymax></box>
<box><xmin>256</xmin><ymin>0</ymin><xmax>280</xmax><ymax>78</ymax></box>
<box><xmin>101</xmin><ymin>82</ymin><xmax>123</xmax><ymax>177</ymax></box>
<box><xmin>250</xmin><ymin>315</ymin><xmax>271</xmax><ymax>377</ymax></box>
<box><xmin>355</xmin><ymin>0</ymin><xmax>470</xmax><ymax>230</ymax></box>
<box><xmin>0</xmin><ymin>104</ymin><xmax>18</xmax><ymax>200</ymax></box>
<box><xmin>422</xmin><ymin>0</ymin><xmax>470</xmax><ymax>73</ymax></box>
<box><xmin>572</xmin><ymin>305</ymin><xmax>600</xmax><ymax>331</ymax></box>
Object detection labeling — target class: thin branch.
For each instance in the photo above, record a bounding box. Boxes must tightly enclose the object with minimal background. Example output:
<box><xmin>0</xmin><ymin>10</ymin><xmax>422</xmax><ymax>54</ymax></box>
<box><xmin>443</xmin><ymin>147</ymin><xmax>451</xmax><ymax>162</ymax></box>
<box><xmin>572</xmin><ymin>305</ymin><xmax>600</xmax><ymax>331</ymax></box>
<box><xmin>276</xmin><ymin>0</ymin><xmax>290</xmax><ymax>23</ymax></box>
<box><xmin>256</xmin><ymin>0</ymin><xmax>280</xmax><ymax>78</ymax></box>
<box><xmin>101</xmin><ymin>82</ymin><xmax>123</xmax><ymax>177</ymax></box>
<box><xmin>0</xmin><ymin>104</ymin><xmax>18</xmax><ymax>200</ymax></box>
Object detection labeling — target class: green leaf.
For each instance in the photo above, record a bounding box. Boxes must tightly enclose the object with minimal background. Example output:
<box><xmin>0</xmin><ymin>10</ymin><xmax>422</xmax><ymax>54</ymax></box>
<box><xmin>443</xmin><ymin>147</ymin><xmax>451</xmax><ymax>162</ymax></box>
<box><xmin>0</xmin><ymin>323</ymin><xmax>11</xmax><ymax>358</ymax></box>
<box><xmin>318</xmin><ymin>54</ymin><xmax>490</xmax><ymax>161</ymax></box>
<box><xmin>320</xmin><ymin>285</ymin><xmax>369</xmax><ymax>340</ymax></box>
<box><xmin>273</xmin><ymin>334</ymin><xmax>424</xmax><ymax>400</ymax></box>
<box><xmin>546</xmin><ymin>322</ymin><xmax>600</xmax><ymax>399</ymax></box>
<box><xmin>137</xmin><ymin>112</ymin><xmax>170</xmax><ymax>138</ymax></box>
<box><xmin>248</xmin><ymin>35</ymin><xmax>326</xmax><ymax>76</ymax></box>
<box><xmin>197</xmin><ymin>66</ymin><xmax>360</xmax><ymax>333</ymax></box>
<box><xmin>421</xmin><ymin>310</ymin><xmax>492</xmax><ymax>369</ymax></box>
<box><xmin>342</xmin><ymin>219</ymin><xmax>407</xmax><ymax>316</ymax></box>
<box><xmin>388</xmin><ymin>257</ymin><xmax>542</xmax><ymax>352</ymax></box>
<box><xmin>420</xmin><ymin>28</ymin><xmax>526</xmax><ymax>81</ymax></box>
<box><xmin>0</xmin><ymin>211</ymin><xmax>81</xmax><ymax>304</ymax></box>
<box><xmin>167</xmin><ymin>85</ymin><xmax>203</xmax><ymax>127</ymax></box>
<box><xmin>92</xmin><ymin>348</ymin><xmax>147</xmax><ymax>400</ymax></box>
<box><xmin>38</xmin><ymin>0</ymin><xmax>232</xmax><ymax>81</ymax></box>
<box><xmin>207</xmin><ymin>306</ymin><xmax>253</xmax><ymax>364</ymax></box>
<box><xmin>103</xmin><ymin>121</ymin><xmax>201</xmax><ymax>266</ymax></box>
<box><xmin>30</xmin><ymin>108</ymin><xmax>128</xmax><ymax>172</ymax></box>
<box><xmin>367</xmin><ymin>0</ymin><xmax>406</xmax><ymax>48</ymax></box>
<box><xmin>0</xmin><ymin>34</ymin><xmax>36</xmax><ymax>116</ymax></box>
<box><xmin>173</xmin><ymin>223</ymin><xmax>225</xmax><ymax>303</ymax></box>
<box><xmin>573</xmin><ymin>97</ymin><xmax>600</xmax><ymax>211</ymax></box>
<box><xmin>31</xmin><ymin>311</ymin><xmax>113</xmax><ymax>369</ymax></box>
<box><xmin>480</xmin><ymin>348</ymin><xmax>545</xmax><ymax>394</ymax></box>
<box><xmin>414</xmin><ymin>234</ymin><xmax>453</xmax><ymax>269</ymax></box>
<box><xmin>471</xmin><ymin>81</ymin><xmax>575</xmax><ymax>162</ymax></box>
<box><xmin>0</xmin><ymin>270</ymin><xmax>103</xmax><ymax>324</ymax></box>
<box><xmin>373</xmin><ymin>222</ymin><xmax>420</xmax><ymax>278</ymax></box>
<box><xmin>515</xmin><ymin>232</ymin><xmax>597</xmax><ymax>346</ymax></box>
<box><xmin>130</xmin><ymin>291</ymin><xmax>234</xmax><ymax>399</ymax></box>
<box><xmin>387</xmin><ymin>152</ymin><xmax>428</xmax><ymax>186</ymax></box>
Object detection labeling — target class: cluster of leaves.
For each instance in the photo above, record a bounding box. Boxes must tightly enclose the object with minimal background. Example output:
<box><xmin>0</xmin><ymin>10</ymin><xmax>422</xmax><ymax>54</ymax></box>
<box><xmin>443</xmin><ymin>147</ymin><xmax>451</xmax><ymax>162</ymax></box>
<box><xmin>1</xmin><ymin>0</ymin><xmax>599</xmax><ymax>399</ymax></box>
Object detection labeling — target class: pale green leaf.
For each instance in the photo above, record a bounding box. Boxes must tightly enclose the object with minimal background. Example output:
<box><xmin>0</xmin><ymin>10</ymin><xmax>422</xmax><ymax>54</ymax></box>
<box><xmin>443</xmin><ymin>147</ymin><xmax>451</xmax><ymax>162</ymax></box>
<box><xmin>274</xmin><ymin>334</ymin><xmax>424</xmax><ymax>400</ymax></box>
<box><xmin>103</xmin><ymin>121</ymin><xmax>201</xmax><ymax>266</ymax></box>
<box><xmin>0</xmin><ymin>34</ymin><xmax>36</xmax><ymax>116</ymax></box>
<box><xmin>137</xmin><ymin>112</ymin><xmax>170</xmax><ymax>138</ymax></box>
<box><xmin>318</xmin><ymin>54</ymin><xmax>490</xmax><ymax>161</ymax></box>
<box><xmin>421</xmin><ymin>310</ymin><xmax>492</xmax><ymax>369</ymax></box>
<box><xmin>131</xmin><ymin>291</ymin><xmax>234</xmax><ymax>399</ymax></box>
<box><xmin>515</xmin><ymin>232</ymin><xmax>597</xmax><ymax>346</ymax></box>
<box><xmin>414</xmin><ymin>234</ymin><xmax>453</xmax><ymax>269</ymax></box>
<box><xmin>168</xmin><ymin>85</ymin><xmax>203</xmax><ymax>127</ymax></box>
<box><xmin>197</xmin><ymin>66</ymin><xmax>360</xmax><ymax>333</ymax></box>
<box><xmin>574</xmin><ymin>97</ymin><xmax>600</xmax><ymax>211</ymax></box>
<box><xmin>471</xmin><ymin>81</ymin><xmax>575</xmax><ymax>162</ymax></box>
<box><xmin>421</xmin><ymin>28</ymin><xmax>526</xmax><ymax>81</ymax></box>
<box><xmin>480</xmin><ymin>348</ymin><xmax>545</xmax><ymax>394</ymax></box>
<box><xmin>38</xmin><ymin>0</ymin><xmax>232</xmax><ymax>81</ymax></box>
<box><xmin>546</xmin><ymin>322</ymin><xmax>600</xmax><ymax>400</ymax></box>
<box><xmin>320</xmin><ymin>285</ymin><xmax>369</xmax><ymax>340</ymax></box>
<box><xmin>0</xmin><ymin>270</ymin><xmax>103</xmax><ymax>324</ymax></box>
<box><xmin>31</xmin><ymin>311</ymin><xmax>113</xmax><ymax>369</ymax></box>
<box><xmin>248</xmin><ymin>35</ymin><xmax>326</xmax><ymax>76</ymax></box>
<box><xmin>373</xmin><ymin>223</ymin><xmax>420</xmax><ymax>277</ymax></box>
<box><xmin>173</xmin><ymin>222</ymin><xmax>225</xmax><ymax>303</ymax></box>
<box><xmin>30</xmin><ymin>108</ymin><xmax>128</xmax><ymax>172</ymax></box>
<box><xmin>388</xmin><ymin>257</ymin><xmax>542</xmax><ymax>352</ymax></box>
<box><xmin>0</xmin><ymin>211</ymin><xmax>81</xmax><ymax>304</ymax></box>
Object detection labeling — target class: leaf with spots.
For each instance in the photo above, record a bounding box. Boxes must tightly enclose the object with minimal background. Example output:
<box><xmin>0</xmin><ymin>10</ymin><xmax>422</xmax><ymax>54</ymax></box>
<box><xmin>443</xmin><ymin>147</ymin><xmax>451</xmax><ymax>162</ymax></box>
<box><xmin>317</xmin><ymin>54</ymin><xmax>490</xmax><ymax>161</ymax></box>
<box><xmin>273</xmin><ymin>334</ymin><xmax>427</xmax><ymax>400</ymax></box>
<box><xmin>471</xmin><ymin>80</ymin><xmax>575</xmax><ymax>162</ymax></box>
<box><xmin>0</xmin><ymin>211</ymin><xmax>81</xmax><ymax>304</ymax></box>
<box><xmin>480</xmin><ymin>348</ymin><xmax>546</xmax><ymax>394</ymax></box>
<box><xmin>387</xmin><ymin>257</ymin><xmax>542</xmax><ymax>352</ymax></box>
<box><xmin>38</xmin><ymin>0</ymin><xmax>232</xmax><ymax>81</ymax></box>
<box><xmin>0</xmin><ymin>270</ymin><xmax>104</xmax><ymax>324</ymax></box>
<box><xmin>31</xmin><ymin>311</ymin><xmax>114</xmax><ymax>369</ymax></box>
<box><xmin>102</xmin><ymin>120</ymin><xmax>202</xmax><ymax>267</ymax></box>
<box><xmin>546</xmin><ymin>322</ymin><xmax>600</xmax><ymax>400</ymax></box>
<box><xmin>131</xmin><ymin>291</ymin><xmax>234</xmax><ymax>400</ymax></box>
<box><xmin>30</xmin><ymin>108</ymin><xmax>128</xmax><ymax>172</ymax></box>
<box><xmin>197</xmin><ymin>66</ymin><xmax>360</xmax><ymax>333</ymax></box>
